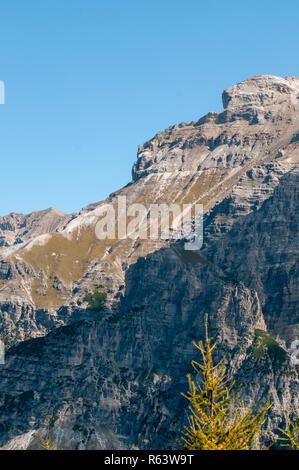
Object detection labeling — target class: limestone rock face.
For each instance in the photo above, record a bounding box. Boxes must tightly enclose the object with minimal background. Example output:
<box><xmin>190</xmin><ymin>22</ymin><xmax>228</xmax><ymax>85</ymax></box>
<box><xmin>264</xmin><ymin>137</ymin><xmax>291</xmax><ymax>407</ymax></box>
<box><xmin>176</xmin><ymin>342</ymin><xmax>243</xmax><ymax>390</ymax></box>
<box><xmin>0</xmin><ymin>75</ymin><xmax>298</xmax><ymax>449</ymax></box>
<box><xmin>132</xmin><ymin>75</ymin><xmax>299</xmax><ymax>182</ymax></box>
<box><xmin>0</xmin><ymin>208</ymin><xmax>72</xmax><ymax>250</ymax></box>
<box><xmin>222</xmin><ymin>75</ymin><xmax>299</xmax><ymax>110</ymax></box>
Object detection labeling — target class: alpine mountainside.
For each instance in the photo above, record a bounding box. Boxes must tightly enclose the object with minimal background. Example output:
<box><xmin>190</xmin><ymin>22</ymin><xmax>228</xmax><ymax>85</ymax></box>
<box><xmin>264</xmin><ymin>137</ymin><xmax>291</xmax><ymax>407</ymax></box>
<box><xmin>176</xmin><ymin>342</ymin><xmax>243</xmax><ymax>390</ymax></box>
<box><xmin>0</xmin><ymin>75</ymin><xmax>298</xmax><ymax>449</ymax></box>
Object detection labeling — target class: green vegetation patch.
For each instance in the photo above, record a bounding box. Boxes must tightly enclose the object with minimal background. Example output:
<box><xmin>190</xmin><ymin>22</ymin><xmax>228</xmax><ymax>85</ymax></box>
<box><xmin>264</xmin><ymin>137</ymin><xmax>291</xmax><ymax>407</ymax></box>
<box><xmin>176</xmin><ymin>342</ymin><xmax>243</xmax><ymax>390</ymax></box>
<box><xmin>253</xmin><ymin>329</ymin><xmax>287</xmax><ymax>363</ymax></box>
<box><xmin>83</xmin><ymin>291</ymin><xmax>107</xmax><ymax>311</ymax></box>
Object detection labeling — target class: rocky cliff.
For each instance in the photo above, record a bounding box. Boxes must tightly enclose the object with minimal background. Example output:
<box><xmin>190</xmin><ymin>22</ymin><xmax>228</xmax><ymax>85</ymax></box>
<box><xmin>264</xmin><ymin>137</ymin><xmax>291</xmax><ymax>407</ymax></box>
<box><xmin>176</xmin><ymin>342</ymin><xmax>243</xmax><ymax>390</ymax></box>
<box><xmin>0</xmin><ymin>75</ymin><xmax>298</xmax><ymax>449</ymax></box>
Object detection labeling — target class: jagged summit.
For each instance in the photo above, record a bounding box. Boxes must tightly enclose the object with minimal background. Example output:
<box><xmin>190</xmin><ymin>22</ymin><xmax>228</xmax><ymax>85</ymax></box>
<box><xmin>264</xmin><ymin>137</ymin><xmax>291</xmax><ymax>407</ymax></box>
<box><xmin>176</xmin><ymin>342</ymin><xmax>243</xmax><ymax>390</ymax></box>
<box><xmin>0</xmin><ymin>207</ymin><xmax>71</xmax><ymax>249</ymax></box>
<box><xmin>222</xmin><ymin>74</ymin><xmax>299</xmax><ymax>110</ymax></box>
<box><xmin>132</xmin><ymin>74</ymin><xmax>299</xmax><ymax>181</ymax></box>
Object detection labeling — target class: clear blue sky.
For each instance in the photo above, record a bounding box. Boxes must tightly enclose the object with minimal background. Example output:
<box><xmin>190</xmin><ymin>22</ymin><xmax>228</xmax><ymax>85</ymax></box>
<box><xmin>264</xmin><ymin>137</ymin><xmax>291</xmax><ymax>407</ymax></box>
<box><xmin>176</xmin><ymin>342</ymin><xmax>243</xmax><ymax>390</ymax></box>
<box><xmin>0</xmin><ymin>0</ymin><xmax>298</xmax><ymax>215</ymax></box>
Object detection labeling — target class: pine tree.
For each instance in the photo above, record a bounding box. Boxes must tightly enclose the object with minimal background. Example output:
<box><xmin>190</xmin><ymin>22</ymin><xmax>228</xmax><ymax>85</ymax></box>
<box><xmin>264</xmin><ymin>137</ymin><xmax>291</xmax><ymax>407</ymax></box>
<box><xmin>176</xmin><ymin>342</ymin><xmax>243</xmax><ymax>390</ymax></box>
<box><xmin>180</xmin><ymin>314</ymin><xmax>271</xmax><ymax>450</ymax></box>
<box><xmin>277</xmin><ymin>413</ymin><xmax>299</xmax><ymax>450</ymax></box>
<box><xmin>40</xmin><ymin>423</ymin><xmax>57</xmax><ymax>450</ymax></box>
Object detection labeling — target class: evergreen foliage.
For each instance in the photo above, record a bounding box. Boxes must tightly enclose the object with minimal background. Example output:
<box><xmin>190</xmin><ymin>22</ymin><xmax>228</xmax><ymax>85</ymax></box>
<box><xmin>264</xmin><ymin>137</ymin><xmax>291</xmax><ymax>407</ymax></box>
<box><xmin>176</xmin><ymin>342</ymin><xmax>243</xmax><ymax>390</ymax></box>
<box><xmin>277</xmin><ymin>413</ymin><xmax>299</xmax><ymax>450</ymax></box>
<box><xmin>180</xmin><ymin>315</ymin><xmax>271</xmax><ymax>450</ymax></box>
<box><xmin>40</xmin><ymin>423</ymin><xmax>57</xmax><ymax>450</ymax></box>
<box><xmin>83</xmin><ymin>291</ymin><xmax>107</xmax><ymax>311</ymax></box>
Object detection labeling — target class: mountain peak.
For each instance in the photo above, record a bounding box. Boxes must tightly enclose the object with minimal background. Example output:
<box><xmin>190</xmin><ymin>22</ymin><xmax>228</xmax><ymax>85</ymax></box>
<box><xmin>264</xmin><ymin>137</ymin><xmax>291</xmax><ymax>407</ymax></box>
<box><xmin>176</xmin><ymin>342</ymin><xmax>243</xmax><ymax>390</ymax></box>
<box><xmin>222</xmin><ymin>74</ymin><xmax>299</xmax><ymax>110</ymax></box>
<box><xmin>132</xmin><ymin>75</ymin><xmax>299</xmax><ymax>182</ymax></box>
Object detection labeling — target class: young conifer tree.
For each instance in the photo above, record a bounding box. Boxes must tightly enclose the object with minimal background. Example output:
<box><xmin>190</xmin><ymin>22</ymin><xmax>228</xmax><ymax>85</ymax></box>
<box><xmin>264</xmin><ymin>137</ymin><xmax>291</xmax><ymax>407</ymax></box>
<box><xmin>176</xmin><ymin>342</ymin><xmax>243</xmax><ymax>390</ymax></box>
<box><xmin>180</xmin><ymin>314</ymin><xmax>271</xmax><ymax>450</ymax></box>
<box><xmin>40</xmin><ymin>423</ymin><xmax>57</xmax><ymax>450</ymax></box>
<box><xmin>277</xmin><ymin>413</ymin><xmax>299</xmax><ymax>450</ymax></box>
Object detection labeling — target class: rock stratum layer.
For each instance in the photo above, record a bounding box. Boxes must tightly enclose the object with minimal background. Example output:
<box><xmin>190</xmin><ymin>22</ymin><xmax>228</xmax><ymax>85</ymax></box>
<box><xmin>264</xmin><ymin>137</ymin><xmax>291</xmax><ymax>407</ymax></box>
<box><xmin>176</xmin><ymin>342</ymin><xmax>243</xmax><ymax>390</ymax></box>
<box><xmin>0</xmin><ymin>75</ymin><xmax>298</xmax><ymax>449</ymax></box>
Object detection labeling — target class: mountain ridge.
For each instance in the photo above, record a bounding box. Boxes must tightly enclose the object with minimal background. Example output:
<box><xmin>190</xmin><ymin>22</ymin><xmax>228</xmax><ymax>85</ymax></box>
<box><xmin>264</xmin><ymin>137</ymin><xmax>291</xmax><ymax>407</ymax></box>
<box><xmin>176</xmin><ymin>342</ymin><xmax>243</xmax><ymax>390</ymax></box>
<box><xmin>0</xmin><ymin>74</ymin><xmax>298</xmax><ymax>449</ymax></box>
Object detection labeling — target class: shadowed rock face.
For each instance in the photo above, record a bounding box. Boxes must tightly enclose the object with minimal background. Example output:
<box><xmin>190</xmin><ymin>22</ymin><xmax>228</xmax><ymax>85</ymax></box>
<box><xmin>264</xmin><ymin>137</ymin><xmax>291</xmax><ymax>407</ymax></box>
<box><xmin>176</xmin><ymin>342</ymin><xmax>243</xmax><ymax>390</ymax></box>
<box><xmin>0</xmin><ymin>75</ymin><xmax>298</xmax><ymax>449</ymax></box>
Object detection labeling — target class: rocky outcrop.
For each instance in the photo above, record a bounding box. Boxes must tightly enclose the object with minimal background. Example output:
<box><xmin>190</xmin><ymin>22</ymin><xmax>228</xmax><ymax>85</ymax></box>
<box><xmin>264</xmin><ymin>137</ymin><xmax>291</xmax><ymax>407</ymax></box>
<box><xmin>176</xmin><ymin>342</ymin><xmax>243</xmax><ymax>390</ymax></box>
<box><xmin>132</xmin><ymin>75</ymin><xmax>299</xmax><ymax>181</ymax></box>
<box><xmin>0</xmin><ymin>75</ymin><xmax>298</xmax><ymax>449</ymax></box>
<box><xmin>0</xmin><ymin>208</ymin><xmax>73</xmax><ymax>250</ymax></box>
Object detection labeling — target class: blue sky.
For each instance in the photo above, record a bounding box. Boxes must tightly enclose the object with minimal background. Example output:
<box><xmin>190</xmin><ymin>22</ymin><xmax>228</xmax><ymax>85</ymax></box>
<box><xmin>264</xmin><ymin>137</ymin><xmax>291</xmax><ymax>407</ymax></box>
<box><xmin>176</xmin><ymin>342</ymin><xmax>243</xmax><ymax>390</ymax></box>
<box><xmin>0</xmin><ymin>0</ymin><xmax>298</xmax><ymax>215</ymax></box>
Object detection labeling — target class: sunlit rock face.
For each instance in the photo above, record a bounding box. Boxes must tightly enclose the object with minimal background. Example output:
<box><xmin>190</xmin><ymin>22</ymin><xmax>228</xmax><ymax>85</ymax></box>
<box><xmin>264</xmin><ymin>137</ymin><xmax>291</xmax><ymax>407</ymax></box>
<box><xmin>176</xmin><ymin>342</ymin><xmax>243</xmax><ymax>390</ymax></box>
<box><xmin>222</xmin><ymin>75</ymin><xmax>299</xmax><ymax>110</ymax></box>
<box><xmin>0</xmin><ymin>75</ymin><xmax>298</xmax><ymax>449</ymax></box>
